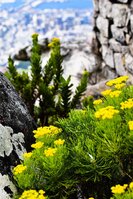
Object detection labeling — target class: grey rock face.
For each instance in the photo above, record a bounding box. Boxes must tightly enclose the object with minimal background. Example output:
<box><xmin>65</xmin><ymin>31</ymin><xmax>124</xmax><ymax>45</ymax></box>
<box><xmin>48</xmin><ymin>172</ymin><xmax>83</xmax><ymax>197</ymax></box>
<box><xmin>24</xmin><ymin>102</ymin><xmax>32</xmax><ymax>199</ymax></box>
<box><xmin>0</xmin><ymin>173</ymin><xmax>17</xmax><ymax>199</ymax></box>
<box><xmin>111</xmin><ymin>25</ymin><xmax>126</xmax><ymax>44</ymax></box>
<box><xmin>114</xmin><ymin>53</ymin><xmax>127</xmax><ymax>76</ymax></box>
<box><xmin>92</xmin><ymin>0</ymin><xmax>133</xmax><ymax>85</ymax></box>
<box><xmin>0</xmin><ymin>72</ymin><xmax>36</xmax><ymax>151</ymax></box>
<box><xmin>125</xmin><ymin>53</ymin><xmax>133</xmax><ymax>74</ymax></box>
<box><xmin>96</xmin><ymin>16</ymin><xmax>109</xmax><ymax>38</ymax></box>
<box><xmin>112</xmin><ymin>4</ymin><xmax>129</xmax><ymax>27</ymax></box>
<box><xmin>0</xmin><ymin>124</ymin><xmax>27</xmax><ymax>199</ymax></box>
<box><xmin>109</xmin><ymin>38</ymin><xmax>128</xmax><ymax>53</ymax></box>
<box><xmin>116</xmin><ymin>0</ymin><xmax>128</xmax><ymax>3</ymax></box>
<box><xmin>102</xmin><ymin>45</ymin><xmax>114</xmax><ymax>68</ymax></box>
<box><xmin>130</xmin><ymin>14</ymin><xmax>133</xmax><ymax>32</ymax></box>
<box><xmin>99</xmin><ymin>0</ymin><xmax>112</xmax><ymax>18</ymax></box>
<box><xmin>0</xmin><ymin>123</ymin><xmax>26</xmax><ymax>166</ymax></box>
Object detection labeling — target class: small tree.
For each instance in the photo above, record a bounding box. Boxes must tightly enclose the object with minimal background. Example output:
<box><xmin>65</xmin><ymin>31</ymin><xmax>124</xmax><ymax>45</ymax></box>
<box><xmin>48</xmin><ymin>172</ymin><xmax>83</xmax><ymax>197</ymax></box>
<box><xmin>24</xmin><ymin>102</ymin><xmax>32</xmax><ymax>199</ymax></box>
<box><xmin>5</xmin><ymin>34</ymin><xmax>89</xmax><ymax>126</ymax></box>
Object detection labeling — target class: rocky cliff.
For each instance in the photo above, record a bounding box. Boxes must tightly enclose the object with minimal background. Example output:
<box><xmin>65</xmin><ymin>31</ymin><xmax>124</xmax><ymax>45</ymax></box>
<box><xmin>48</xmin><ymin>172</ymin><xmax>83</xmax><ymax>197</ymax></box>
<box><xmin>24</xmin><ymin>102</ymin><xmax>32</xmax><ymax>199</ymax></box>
<box><xmin>92</xmin><ymin>0</ymin><xmax>133</xmax><ymax>84</ymax></box>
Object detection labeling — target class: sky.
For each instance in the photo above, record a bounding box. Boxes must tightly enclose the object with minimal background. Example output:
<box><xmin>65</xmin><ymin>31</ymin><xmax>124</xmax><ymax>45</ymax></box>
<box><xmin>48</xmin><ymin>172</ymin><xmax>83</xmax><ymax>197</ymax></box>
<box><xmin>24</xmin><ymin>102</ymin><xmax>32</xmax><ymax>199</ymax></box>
<box><xmin>0</xmin><ymin>0</ymin><xmax>93</xmax><ymax>9</ymax></box>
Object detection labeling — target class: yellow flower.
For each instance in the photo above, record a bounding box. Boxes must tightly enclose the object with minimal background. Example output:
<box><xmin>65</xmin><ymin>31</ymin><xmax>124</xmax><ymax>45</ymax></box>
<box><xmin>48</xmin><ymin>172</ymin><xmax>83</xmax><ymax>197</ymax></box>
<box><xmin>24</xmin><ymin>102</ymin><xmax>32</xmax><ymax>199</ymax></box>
<box><xmin>128</xmin><ymin>121</ymin><xmax>133</xmax><ymax>131</ymax></box>
<box><xmin>13</xmin><ymin>164</ymin><xmax>27</xmax><ymax>175</ymax></box>
<box><xmin>95</xmin><ymin>106</ymin><xmax>119</xmax><ymax>119</ymax></box>
<box><xmin>19</xmin><ymin>189</ymin><xmax>46</xmax><ymax>199</ymax></box>
<box><xmin>129</xmin><ymin>182</ymin><xmax>133</xmax><ymax>189</ymax></box>
<box><xmin>106</xmin><ymin>76</ymin><xmax>129</xmax><ymax>87</ymax></box>
<box><xmin>93</xmin><ymin>99</ymin><xmax>102</xmax><ymax>105</ymax></box>
<box><xmin>48</xmin><ymin>37</ymin><xmax>60</xmax><ymax>47</ymax></box>
<box><xmin>114</xmin><ymin>83</ymin><xmax>126</xmax><ymax>89</ymax></box>
<box><xmin>123</xmin><ymin>184</ymin><xmax>128</xmax><ymax>189</ymax></box>
<box><xmin>109</xmin><ymin>90</ymin><xmax>122</xmax><ymax>98</ymax></box>
<box><xmin>52</xmin><ymin>37</ymin><xmax>60</xmax><ymax>43</ymax></box>
<box><xmin>33</xmin><ymin>126</ymin><xmax>62</xmax><ymax>138</ymax></box>
<box><xmin>31</xmin><ymin>141</ymin><xmax>43</xmax><ymax>149</ymax></box>
<box><xmin>101</xmin><ymin>89</ymin><xmax>112</xmax><ymax>96</ymax></box>
<box><xmin>44</xmin><ymin>147</ymin><xmax>57</xmax><ymax>157</ymax></box>
<box><xmin>89</xmin><ymin>197</ymin><xmax>94</xmax><ymax>199</ymax></box>
<box><xmin>54</xmin><ymin>139</ymin><xmax>65</xmax><ymax>145</ymax></box>
<box><xmin>23</xmin><ymin>152</ymin><xmax>32</xmax><ymax>158</ymax></box>
<box><xmin>120</xmin><ymin>98</ymin><xmax>133</xmax><ymax>109</ymax></box>
<box><xmin>39</xmin><ymin>190</ymin><xmax>45</xmax><ymax>195</ymax></box>
<box><xmin>111</xmin><ymin>184</ymin><xmax>126</xmax><ymax>194</ymax></box>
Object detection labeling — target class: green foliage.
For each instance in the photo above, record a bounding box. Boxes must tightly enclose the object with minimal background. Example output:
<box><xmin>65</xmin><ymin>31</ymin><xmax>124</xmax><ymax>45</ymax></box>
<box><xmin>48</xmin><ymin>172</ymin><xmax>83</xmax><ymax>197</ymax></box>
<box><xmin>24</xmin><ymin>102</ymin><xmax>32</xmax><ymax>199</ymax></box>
<box><xmin>57</xmin><ymin>77</ymin><xmax>133</xmax><ymax>198</ymax></box>
<box><xmin>13</xmin><ymin>126</ymin><xmax>76</xmax><ymax>199</ymax></box>
<box><xmin>12</xmin><ymin>76</ymin><xmax>133</xmax><ymax>199</ymax></box>
<box><xmin>5</xmin><ymin>35</ymin><xmax>89</xmax><ymax>126</ymax></box>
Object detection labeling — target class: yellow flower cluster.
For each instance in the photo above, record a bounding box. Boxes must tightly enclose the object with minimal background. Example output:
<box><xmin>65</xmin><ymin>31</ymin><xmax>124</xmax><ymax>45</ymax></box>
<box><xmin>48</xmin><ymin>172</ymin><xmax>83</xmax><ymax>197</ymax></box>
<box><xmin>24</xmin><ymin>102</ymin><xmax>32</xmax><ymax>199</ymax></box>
<box><xmin>93</xmin><ymin>99</ymin><xmax>103</xmax><ymax>105</ymax></box>
<box><xmin>48</xmin><ymin>37</ymin><xmax>60</xmax><ymax>48</ymax></box>
<box><xmin>33</xmin><ymin>126</ymin><xmax>62</xmax><ymax>138</ymax></box>
<box><xmin>120</xmin><ymin>98</ymin><xmax>133</xmax><ymax>109</ymax></box>
<box><xmin>114</xmin><ymin>83</ymin><xmax>126</xmax><ymax>89</ymax></box>
<box><xmin>23</xmin><ymin>152</ymin><xmax>32</xmax><ymax>158</ymax></box>
<box><xmin>95</xmin><ymin>106</ymin><xmax>119</xmax><ymax>119</ymax></box>
<box><xmin>13</xmin><ymin>164</ymin><xmax>27</xmax><ymax>175</ymax></box>
<box><xmin>19</xmin><ymin>189</ymin><xmax>46</xmax><ymax>199</ymax></box>
<box><xmin>54</xmin><ymin>138</ymin><xmax>65</xmax><ymax>145</ymax></box>
<box><xmin>109</xmin><ymin>90</ymin><xmax>122</xmax><ymax>98</ymax></box>
<box><xmin>31</xmin><ymin>141</ymin><xmax>44</xmax><ymax>149</ymax></box>
<box><xmin>111</xmin><ymin>184</ymin><xmax>128</xmax><ymax>194</ymax></box>
<box><xmin>44</xmin><ymin>147</ymin><xmax>57</xmax><ymax>157</ymax></box>
<box><xmin>101</xmin><ymin>89</ymin><xmax>112</xmax><ymax>96</ymax></box>
<box><xmin>106</xmin><ymin>76</ymin><xmax>129</xmax><ymax>87</ymax></box>
<box><xmin>129</xmin><ymin>182</ymin><xmax>133</xmax><ymax>189</ymax></box>
<box><xmin>101</xmin><ymin>89</ymin><xmax>122</xmax><ymax>98</ymax></box>
<box><xmin>128</xmin><ymin>121</ymin><xmax>133</xmax><ymax>131</ymax></box>
<box><xmin>51</xmin><ymin>37</ymin><xmax>60</xmax><ymax>43</ymax></box>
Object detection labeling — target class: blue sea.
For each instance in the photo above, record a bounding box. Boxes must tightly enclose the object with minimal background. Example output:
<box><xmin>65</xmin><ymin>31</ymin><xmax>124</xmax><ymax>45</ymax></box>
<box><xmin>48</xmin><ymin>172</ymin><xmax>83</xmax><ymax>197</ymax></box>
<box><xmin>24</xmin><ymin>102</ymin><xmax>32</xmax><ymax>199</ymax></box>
<box><xmin>0</xmin><ymin>0</ymin><xmax>93</xmax><ymax>10</ymax></box>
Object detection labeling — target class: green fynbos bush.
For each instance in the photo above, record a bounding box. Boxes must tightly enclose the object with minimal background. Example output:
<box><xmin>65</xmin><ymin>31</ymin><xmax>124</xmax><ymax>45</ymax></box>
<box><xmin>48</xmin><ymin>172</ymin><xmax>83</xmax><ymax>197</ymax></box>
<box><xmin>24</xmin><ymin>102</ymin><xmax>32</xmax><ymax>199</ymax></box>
<box><xmin>5</xmin><ymin>34</ymin><xmax>89</xmax><ymax>126</ymax></box>
<box><xmin>13</xmin><ymin>76</ymin><xmax>133</xmax><ymax>199</ymax></box>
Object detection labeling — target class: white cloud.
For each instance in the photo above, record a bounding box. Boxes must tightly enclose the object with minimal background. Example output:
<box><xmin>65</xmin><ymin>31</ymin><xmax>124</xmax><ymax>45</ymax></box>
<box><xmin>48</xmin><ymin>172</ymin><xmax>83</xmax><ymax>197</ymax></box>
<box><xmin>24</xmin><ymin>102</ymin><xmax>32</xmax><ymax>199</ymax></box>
<box><xmin>0</xmin><ymin>0</ymin><xmax>16</xmax><ymax>3</ymax></box>
<box><xmin>25</xmin><ymin>0</ymin><xmax>67</xmax><ymax>3</ymax></box>
<box><xmin>45</xmin><ymin>0</ymin><xmax>67</xmax><ymax>2</ymax></box>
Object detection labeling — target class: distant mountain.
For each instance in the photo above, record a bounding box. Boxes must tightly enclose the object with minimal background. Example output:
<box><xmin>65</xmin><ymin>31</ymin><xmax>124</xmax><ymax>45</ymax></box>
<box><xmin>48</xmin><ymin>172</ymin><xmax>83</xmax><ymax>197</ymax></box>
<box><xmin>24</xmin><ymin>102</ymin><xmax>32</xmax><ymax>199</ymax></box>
<box><xmin>0</xmin><ymin>0</ymin><xmax>93</xmax><ymax>68</ymax></box>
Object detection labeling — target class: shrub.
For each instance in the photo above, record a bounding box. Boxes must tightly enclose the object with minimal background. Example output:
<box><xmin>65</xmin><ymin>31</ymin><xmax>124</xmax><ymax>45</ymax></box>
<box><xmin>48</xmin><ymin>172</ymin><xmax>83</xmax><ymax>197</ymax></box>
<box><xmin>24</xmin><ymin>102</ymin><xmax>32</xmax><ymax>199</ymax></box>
<box><xmin>5</xmin><ymin>34</ymin><xmax>89</xmax><ymax>126</ymax></box>
<box><xmin>13</xmin><ymin>76</ymin><xmax>133</xmax><ymax>199</ymax></box>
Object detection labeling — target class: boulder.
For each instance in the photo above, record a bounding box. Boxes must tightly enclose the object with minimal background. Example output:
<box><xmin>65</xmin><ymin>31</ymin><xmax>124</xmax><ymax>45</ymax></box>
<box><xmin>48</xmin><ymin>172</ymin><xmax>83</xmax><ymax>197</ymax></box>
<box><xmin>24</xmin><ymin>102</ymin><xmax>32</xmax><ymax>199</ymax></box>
<box><xmin>96</xmin><ymin>16</ymin><xmax>109</xmax><ymax>38</ymax></box>
<box><xmin>114</xmin><ymin>53</ymin><xmax>127</xmax><ymax>76</ymax></box>
<box><xmin>112</xmin><ymin>4</ymin><xmax>129</xmax><ymax>27</ymax></box>
<box><xmin>130</xmin><ymin>14</ymin><xmax>133</xmax><ymax>33</ymax></box>
<box><xmin>0</xmin><ymin>72</ymin><xmax>36</xmax><ymax>151</ymax></box>
<box><xmin>102</xmin><ymin>45</ymin><xmax>115</xmax><ymax>68</ymax></box>
<box><xmin>84</xmin><ymin>80</ymin><xmax>109</xmax><ymax>97</ymax></box>
<box><xmin>129</xmin><ymin>42</ymin><xmax>133</xmax><ymax>56</ymax></box>
<box><xmin>98</xmin><ymin>33</ymin><xmax>109</xmax><ymax>45</ymax></box>
<box><xmin>109</xmin><ymin>38</ymin><xmax>128</xmax><ymax>53</ymax></box>
<box><xmin>111</xmin><ymin>25</ymin><xmax>126</xmax><ymax>44</ymax></box>
<box><xmin>125</xmin><ymin>53</ymin><xmax>133</xmax><ymax>74</ymax></box>
<box><xmin>0</xmin><ymin>173</ymin><xmax>17</xmax><ymax>199</ymax></box>
<box><xmin>99</xmin><ymin>0</ymin><xmax>112</xmax><ymax>18</ymax></box>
